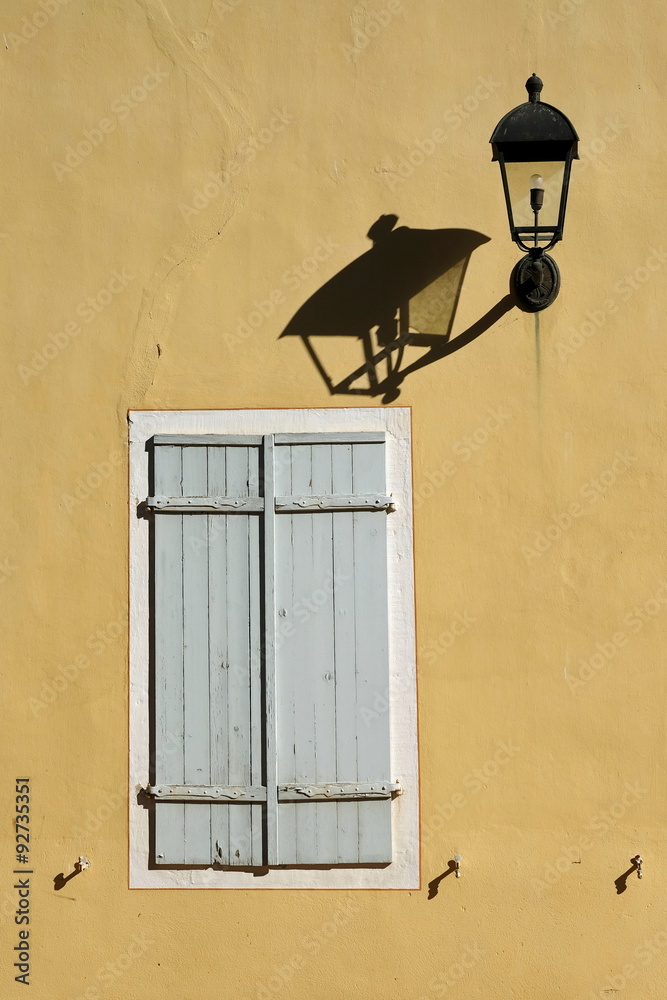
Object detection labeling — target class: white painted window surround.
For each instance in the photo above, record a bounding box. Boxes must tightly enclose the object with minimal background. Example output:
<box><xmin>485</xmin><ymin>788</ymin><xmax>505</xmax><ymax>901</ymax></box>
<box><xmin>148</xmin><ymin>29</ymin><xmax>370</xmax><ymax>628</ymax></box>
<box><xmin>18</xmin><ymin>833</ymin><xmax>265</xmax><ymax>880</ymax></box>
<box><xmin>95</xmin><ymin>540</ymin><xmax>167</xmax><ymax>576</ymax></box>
<box><xmin>129</xmin><ymin>408</ymin><xmax>418</xmax><ymax>889</ymax></box>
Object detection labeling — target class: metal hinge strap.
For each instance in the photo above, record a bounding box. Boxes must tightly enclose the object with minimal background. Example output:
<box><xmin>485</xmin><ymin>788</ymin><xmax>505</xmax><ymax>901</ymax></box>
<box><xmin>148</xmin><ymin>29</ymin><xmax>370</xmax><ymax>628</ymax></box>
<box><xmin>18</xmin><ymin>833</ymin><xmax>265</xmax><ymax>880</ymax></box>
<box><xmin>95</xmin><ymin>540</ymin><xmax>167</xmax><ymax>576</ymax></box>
<box><xmin>275</xmin><ymin>495</ymin><xmax>396</xmax><ymax>513</ymax></box>
<box><xmin>145</xmin><ymin>782</ymin><xmax>401</xmax><ymax>802</ymax></box>
<box><xmin>278</xmin><ymin>781</ymin><xmax>401</xmax><ymax>801</ymax></box>
<box><xmin>146</xmin><ymin>785</ymin><xmax>267</xmax><ymax>802</ymax></box>
<box><xmin>141</xmin><ymin>495</ymin><xmax>396</xmax><ymax>514</ymax></box>
<box><xmin>143</xmin><ymin>496</ymin><xmax>264</xmax><ymax>513</ymax></box>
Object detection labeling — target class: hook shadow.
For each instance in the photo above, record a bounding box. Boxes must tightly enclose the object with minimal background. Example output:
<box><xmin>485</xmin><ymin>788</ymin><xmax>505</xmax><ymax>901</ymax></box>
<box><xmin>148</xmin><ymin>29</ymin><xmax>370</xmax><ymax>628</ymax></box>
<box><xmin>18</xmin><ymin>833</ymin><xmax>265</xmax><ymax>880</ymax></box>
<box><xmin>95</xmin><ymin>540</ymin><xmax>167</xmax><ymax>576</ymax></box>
<box><xmin>428</xmin><ymin>860</ymin><xmax>458</xmax><ymax>899</ymax></box>
<box><xmin>53</xmin><ymin>865</ymin><xmax>84</xmax><ymax>891</ymax></box>
<box><xmin>280</xmin><ymin>215</ymin><xmax>513</xmax><ymax>401</ymax></box>
<box><xmin>614</xmin><ymin>861</ymin><xmax>639</xmax><ymax>895</ymax></box>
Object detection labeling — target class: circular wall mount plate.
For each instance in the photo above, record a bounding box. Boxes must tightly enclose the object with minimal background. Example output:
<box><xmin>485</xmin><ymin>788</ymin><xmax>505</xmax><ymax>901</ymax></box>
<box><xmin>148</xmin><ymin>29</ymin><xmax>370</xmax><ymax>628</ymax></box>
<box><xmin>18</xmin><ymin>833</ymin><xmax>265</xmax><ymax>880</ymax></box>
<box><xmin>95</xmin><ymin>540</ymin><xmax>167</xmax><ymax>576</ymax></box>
<box><xmin>511</xmin><ymin>253</ymin><xmax>560</xmax><ymax>312</ymax></box>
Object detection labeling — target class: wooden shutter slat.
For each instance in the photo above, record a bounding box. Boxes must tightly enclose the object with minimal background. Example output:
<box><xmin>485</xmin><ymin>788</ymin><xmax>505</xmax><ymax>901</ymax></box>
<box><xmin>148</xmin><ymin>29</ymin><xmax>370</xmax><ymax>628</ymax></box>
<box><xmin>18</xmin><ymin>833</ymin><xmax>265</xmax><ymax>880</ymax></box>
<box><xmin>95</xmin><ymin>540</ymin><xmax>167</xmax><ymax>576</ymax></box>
<box><xmin>279</xmin><ymin>443</ymin><xmax>319</xmax><ymax>863</ymax></box>
<box><xmin>262</xmin><ymin>436</ymin><xmax>279</xmax><ymax>865</ymax></box>
<box><xmin>153</xmin><ymin>445</ymin><xmax>186</xmax><ymax>864</ymax></box>
<box><xmin>310</xmin><ymin>443</ymin><xmax>338</xmax><ymax>864</ymax></box>
<box><xmin>274</xmin><ymin>446</ymin><xmax>297</xmax><ymax>859</ymax></box>
<box><xmin>181</xmin><ymin>446</ymin><xmax>213</xmax><ymax>864</ymax></box>
<box><xmin>351</xmin><ymin>441</ymin><xmax>392</xmax><ymax>863</ymax></box>
<box><xmin>223</xmin><ymin>446</ymin><xmax>260</xmax><ymax>865</ymax></box>
<box><xmin>248</xmin><ymin>445</ymin><xmax>263</xmax><ymax>863</ymax></box>
<box><xmin>331</xmin><ymin>442</ymin><xmax>360</xmax><ymax>862</ymax></box>
<box><xmin>207</xmin><ymin>444</ymin><xmax>231</xmax><ymax>864</ymax></box>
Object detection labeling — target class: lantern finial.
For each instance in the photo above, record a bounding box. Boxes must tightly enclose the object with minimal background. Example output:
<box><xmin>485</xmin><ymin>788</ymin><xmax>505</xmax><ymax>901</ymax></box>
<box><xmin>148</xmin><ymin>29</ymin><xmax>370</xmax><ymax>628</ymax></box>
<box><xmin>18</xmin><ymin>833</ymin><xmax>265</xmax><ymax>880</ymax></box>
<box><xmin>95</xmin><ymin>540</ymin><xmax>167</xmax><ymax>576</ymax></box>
<box><xmin>526</xmin><ymin>74</ymin><xmax>543</xmax><ymax>103</ymax></box>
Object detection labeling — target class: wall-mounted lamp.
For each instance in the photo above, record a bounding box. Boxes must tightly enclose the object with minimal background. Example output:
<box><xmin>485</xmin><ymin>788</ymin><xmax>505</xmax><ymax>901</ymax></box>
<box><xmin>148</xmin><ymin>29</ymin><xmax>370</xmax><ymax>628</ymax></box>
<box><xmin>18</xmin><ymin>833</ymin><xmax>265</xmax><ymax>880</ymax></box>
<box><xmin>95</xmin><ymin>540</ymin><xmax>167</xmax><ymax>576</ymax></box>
<box><xmin>490</xmin><ymin>74</ymin><xmax>579</xmax><ymax>311</ymax></box>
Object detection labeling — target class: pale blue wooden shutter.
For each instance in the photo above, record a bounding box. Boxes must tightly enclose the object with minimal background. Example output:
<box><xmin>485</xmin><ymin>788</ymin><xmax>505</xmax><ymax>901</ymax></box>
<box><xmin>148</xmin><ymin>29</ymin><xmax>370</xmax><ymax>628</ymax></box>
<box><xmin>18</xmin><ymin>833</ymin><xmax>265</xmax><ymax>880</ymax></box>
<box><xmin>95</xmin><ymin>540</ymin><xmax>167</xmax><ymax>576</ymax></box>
<box><xmin>273</xmin><ymin>435</ymin><xmax>393</xmax><ymax>864</ymax></box>
<box><xmin>150</xmin><ymin>436</ymin><xmax>264</xmax><ymax>866</ymax></box>
<box><xmin>147</xmin><ymin>432</ymin><xmax>394</xmax><ymax>867</ymax></box>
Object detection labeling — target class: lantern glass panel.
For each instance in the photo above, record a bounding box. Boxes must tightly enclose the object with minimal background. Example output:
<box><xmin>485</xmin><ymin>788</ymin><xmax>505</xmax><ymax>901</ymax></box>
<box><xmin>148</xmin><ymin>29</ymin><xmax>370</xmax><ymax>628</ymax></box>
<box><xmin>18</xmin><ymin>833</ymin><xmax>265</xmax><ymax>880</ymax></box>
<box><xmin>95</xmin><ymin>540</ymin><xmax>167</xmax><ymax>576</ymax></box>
<box><xmin>505</xmin><ymin>159</ymin><xmax>565</xmax><ymax>230</ymax></box>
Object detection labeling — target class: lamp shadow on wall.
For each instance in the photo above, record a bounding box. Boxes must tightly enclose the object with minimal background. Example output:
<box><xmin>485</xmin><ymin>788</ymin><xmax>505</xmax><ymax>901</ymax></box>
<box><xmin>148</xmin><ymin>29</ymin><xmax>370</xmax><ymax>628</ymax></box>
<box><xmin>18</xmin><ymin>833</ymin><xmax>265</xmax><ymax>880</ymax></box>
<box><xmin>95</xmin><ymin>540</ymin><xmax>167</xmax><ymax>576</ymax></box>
<box><xmin>279</xmin><ymin>215</ymin><xmax>514</xmax><ymax>403</ymax></box>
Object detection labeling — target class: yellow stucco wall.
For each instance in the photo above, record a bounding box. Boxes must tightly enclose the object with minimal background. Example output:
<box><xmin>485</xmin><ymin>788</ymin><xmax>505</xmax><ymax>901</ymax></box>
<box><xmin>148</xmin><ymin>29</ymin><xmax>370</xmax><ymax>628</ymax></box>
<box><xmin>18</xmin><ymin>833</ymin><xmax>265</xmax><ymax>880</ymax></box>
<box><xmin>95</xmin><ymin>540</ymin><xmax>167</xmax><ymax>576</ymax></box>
<box><xmin>3</xmin><ymin>0</ymin><xmax>666</xmax><ymax>996</ymax></box>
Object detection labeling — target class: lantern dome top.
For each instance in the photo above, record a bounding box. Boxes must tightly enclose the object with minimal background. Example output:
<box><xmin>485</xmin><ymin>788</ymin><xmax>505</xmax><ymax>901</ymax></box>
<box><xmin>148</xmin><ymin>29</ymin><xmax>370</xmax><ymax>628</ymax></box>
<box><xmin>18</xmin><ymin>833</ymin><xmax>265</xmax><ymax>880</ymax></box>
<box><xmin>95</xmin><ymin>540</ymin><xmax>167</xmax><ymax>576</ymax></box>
<box><xmin>490</xmin><ymin>75</ymin><xmax>579</xmax><ymax>162</ymax></box>
<box><xmin>526</xmin><ymin>73</ymin><xmax>543</xmax><ymax>102</ymax></box>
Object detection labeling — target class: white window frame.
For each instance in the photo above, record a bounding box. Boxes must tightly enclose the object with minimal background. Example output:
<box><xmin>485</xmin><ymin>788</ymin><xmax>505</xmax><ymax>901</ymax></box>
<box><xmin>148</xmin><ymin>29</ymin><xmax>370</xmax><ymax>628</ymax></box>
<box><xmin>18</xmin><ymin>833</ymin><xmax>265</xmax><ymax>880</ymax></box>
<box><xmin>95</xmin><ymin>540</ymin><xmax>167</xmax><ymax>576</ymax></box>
<box><xmin>129</xmin><ymin>407</ymin><xmax>418</xmax><ymax>889</ymax></box>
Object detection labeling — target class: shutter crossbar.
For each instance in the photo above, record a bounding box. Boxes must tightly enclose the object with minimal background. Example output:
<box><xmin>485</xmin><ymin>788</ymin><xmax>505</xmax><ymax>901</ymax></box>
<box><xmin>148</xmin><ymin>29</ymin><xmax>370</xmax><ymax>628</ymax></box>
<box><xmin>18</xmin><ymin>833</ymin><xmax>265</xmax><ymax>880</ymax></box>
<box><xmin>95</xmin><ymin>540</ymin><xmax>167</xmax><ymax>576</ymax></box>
<box><xmin>275</xmin><ymin>494</ymin><xmax>395</xmax><ymax>513</ymax></box>
<box><xmin>144</xmin><ymin>496</ymin><xmax>264</xmax><ymax>513</ymax></box>
<box><xmin>146</xmin><ymin>782</ymin><xmax>400</xmax><ymax>802</ymax></box>
<box><xmin>147</xmin><ymin>785</ymin><xmax>267</xmax><ymax>802</ymax></box>
<box><xmin>142</xmin><ymin>495</ymin><xmax>395</xmax><ymax>514</ymax></box>
<box><xmin>278</xmin><ymin>782</ymin><xmax>400</xmax><ymax>801</ymax></box>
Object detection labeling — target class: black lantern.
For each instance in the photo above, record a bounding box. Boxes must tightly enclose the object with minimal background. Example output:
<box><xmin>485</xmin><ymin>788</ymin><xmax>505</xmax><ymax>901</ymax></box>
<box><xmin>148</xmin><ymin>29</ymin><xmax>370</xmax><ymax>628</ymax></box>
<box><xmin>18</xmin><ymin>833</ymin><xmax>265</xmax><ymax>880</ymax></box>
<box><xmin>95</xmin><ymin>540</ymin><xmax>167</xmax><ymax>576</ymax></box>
<box><xmin>491</xmin><ymin>74</ymin><xmax>579</xmax><ymax>311</ymax></box>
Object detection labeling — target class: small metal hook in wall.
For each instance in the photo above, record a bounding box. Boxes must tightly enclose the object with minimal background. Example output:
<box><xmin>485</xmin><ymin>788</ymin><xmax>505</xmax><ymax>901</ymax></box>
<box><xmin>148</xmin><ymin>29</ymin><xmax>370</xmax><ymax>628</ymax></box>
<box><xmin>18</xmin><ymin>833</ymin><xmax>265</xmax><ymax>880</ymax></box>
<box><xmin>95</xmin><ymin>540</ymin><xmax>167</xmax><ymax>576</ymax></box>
<box><xmin>454</xmin><ymin>854</ymin><xmax>462</xmax><ymax>878</ymax></box>
<box><xmin>632</xmin><ymin>855</ymin><xmax>643</xmax><ymax>878</ymax></box>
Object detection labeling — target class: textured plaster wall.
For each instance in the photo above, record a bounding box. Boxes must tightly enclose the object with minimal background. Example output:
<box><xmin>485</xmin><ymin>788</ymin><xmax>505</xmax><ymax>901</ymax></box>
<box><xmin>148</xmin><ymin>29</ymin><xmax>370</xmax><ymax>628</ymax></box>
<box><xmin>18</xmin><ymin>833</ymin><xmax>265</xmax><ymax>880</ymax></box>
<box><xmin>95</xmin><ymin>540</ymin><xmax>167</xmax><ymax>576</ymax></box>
<box><xmin>2</xmin><ymin>1</ymin><xmax>666</xmax><ymax>997</ymax></box>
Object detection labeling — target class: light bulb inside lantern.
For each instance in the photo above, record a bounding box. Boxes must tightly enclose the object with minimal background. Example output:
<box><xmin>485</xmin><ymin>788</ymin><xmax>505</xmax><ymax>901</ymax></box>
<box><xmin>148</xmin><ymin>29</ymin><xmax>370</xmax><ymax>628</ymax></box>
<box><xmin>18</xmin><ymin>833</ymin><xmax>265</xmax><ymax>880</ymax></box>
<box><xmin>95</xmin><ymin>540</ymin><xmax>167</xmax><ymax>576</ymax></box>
<box><xmin>530</xmin><ymin>174</ymin><xmax>545</xmax><ymax>213</ymax></box>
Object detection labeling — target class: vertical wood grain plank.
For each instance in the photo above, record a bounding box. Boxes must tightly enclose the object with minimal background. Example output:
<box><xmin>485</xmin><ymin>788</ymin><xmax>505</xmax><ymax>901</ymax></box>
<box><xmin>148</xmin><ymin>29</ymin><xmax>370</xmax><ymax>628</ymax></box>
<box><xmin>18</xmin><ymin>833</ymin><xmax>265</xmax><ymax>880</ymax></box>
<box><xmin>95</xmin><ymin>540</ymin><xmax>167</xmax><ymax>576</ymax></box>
<box><xmin>263</xmin><ymin>435</ymin><xmax>279</xmax><ymax>865</ymax></box>
<box><xmin>285</xmin><ymin>444</ymin><xmax>318</xmax><ymax>863</ymax></box>
<box><xmin>309</xmin><ymin>443</ymin><xmax>337</xmax><ymax>863</ymax></box>
<box><xmin>330</xmin><ymin>443</ymin><xmax>359</xmax><ymax>862</ymax></box>
<box><xmin>181</xmin><ymin>446</ymin><xmax>211</xmax><ymax>863</ymax></box>
<box><xmin>275</xmin><ymin>444</ymin><xmax>296</xmax><ymax>863</ymax></box>
<box><xmin>225</xmin><ymin>446</ymin><xmax>254</xmax><ymax>865</ymax></box>
<box><xmin>207</xmin><ymin>445</ymin><xmax>230</xmax><ymax>864</ymax></box>
<box><xmin>352</xmin><ymin>442</ymin><xmax>392</xmax><ymax>862</ymax></box>
<box><xmin>248</xmin><ymin>463</ymin><xmax>263</xmax><ymax>864</ymax></box>
<box><xmin>153</xmin><ymin>445</ymin><xmax>186</xmax><ymax>864</ymax></box>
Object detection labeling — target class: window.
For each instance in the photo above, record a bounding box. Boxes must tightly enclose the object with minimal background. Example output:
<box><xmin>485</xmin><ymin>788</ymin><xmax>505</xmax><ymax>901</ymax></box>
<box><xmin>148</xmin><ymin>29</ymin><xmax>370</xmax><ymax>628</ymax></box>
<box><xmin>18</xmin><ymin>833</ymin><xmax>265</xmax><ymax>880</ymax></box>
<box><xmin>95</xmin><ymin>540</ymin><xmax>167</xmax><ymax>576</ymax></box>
<box><xmin>129</xmin><ymin>409</ymin><xmax>418</xmax><ymax>889</ymax></box>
